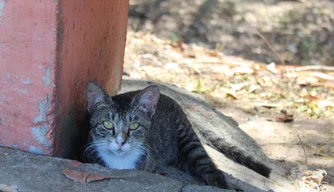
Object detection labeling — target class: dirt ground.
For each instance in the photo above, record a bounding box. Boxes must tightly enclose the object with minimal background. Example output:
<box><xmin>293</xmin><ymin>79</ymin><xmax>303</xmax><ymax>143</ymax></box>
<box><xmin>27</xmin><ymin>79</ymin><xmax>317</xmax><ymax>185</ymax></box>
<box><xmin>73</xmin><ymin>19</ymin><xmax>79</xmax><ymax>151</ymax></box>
<box><xmin>123</xmin><ymin>30</ymin><xmax>334</xmax><ymax>191</ymax></box>
<box><xmin>125</xmin><ymin>0</ymin><xmax>334</xmax><ymax>191</ymax></box>
<box><xmin>128</xmin><ymin>0</ymin><xmax>334</xmax><ymax>66</ymax></box>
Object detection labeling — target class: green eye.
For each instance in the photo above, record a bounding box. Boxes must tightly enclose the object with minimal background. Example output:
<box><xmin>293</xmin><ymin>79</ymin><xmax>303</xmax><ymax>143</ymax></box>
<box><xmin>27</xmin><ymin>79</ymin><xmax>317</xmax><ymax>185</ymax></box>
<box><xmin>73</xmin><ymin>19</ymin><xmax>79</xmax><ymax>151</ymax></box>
<box><xmin>129</xmin><ymin>123</ymin><xmax>139</xmax><ymax>130</ymax></box>
<box><xmin>103</xmin><ymin>120</ymin><xmax>114</xmax><ymax>129</ymax></box>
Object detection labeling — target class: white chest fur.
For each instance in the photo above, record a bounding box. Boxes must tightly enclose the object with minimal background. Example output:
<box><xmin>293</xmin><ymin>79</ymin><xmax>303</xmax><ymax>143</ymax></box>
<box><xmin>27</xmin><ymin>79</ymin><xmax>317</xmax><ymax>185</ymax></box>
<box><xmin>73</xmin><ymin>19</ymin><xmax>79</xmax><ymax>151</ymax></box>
<box><xmin>98</xmin><ymin>148</ymin><xmax>143</xmax><ymax>169</ymax></box>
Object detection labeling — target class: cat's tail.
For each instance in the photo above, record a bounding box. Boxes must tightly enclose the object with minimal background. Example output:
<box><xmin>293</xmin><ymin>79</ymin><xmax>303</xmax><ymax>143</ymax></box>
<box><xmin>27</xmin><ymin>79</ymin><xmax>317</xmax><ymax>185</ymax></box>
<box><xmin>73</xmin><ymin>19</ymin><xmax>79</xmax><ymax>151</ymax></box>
<box><xmin>204</xmin><ymin>132</ymin><xmax>272</xmax><ymax>178</ymax></box>
<box><xmin>176</xmin><ymin>120</ymin><xmax>228</xmax><ymax>189</ymax></box>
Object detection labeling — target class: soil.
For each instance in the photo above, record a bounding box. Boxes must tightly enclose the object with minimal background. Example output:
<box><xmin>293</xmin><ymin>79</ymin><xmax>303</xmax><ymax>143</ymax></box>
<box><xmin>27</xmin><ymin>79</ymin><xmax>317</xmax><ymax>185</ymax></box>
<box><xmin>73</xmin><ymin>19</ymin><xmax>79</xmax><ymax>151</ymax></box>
<box><xmin>125</xmin><ymin>1</ymin><xmax>334</xmax><ymax>191</ymax></box>
<box><xmin>128</xmin><ymin>0</ymin><xmax>334</xmax><ymax>66</ymax></box>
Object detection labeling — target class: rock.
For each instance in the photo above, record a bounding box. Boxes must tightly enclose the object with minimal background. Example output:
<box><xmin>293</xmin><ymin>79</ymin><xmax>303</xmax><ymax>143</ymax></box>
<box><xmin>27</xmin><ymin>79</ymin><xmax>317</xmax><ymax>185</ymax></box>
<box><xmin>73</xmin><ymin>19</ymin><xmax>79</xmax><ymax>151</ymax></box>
<box><xmin>182</xmin><ymin>185</ymin><xmax>235</xmax><ymax>192</ymax></box>
<box><xmin>290</xmin><ymin>165</ymin><xmax>328</xmax><ymax>191</ymax></box>
<box><xmin>120</xmin><ymin>79</ymin><xmax>302</xmax><ymax>191</ymax></box>
<box><xmin>0</xmin><ymin>147</ymin><xmax>230</xmax><ymax>192</ymax></box>
<box><xmin>0</xmin><ymin>184</ymin><xmax>18</xmax><ymax>192</ymax></box>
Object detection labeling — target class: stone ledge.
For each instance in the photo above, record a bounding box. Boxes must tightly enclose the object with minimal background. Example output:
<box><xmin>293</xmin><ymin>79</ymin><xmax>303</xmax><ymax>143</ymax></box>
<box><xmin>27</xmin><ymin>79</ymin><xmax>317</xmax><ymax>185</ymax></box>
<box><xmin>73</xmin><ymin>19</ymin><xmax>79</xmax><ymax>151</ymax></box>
<box><xmin>0</xmin><ymin>147</ymin><xmax>230</xmax><ymax>192</ymax></box>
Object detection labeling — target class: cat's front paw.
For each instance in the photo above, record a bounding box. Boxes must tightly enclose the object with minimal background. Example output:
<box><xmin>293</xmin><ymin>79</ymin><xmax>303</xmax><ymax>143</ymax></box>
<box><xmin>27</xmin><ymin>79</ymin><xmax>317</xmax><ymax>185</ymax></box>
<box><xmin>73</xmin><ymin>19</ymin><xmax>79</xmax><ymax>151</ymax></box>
<box><xmin>203</xmin><ymin>171</ymin><xmax>228</xmax><ymax>189</ymax></box>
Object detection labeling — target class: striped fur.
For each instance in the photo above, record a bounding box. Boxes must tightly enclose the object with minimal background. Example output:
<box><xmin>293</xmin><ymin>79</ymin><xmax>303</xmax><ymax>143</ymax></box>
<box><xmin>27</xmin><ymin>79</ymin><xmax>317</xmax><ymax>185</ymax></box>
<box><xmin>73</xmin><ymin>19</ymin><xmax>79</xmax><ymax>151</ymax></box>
<box><xmin>84</xmin><ymin>81</ymin><xmax>227</xmax><ymax>188</ymax></box>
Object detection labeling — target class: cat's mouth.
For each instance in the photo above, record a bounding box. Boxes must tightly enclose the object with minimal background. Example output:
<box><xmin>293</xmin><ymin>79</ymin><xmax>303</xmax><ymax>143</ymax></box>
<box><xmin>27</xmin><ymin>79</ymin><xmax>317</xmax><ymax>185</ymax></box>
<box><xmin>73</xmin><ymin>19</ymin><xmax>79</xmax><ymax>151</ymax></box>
<box><xmin>107</xmin><ymin>147</ymin><xmax>127</xmax><ymax>156</ymax></box>
<box><xmin>113</xmin><ymin>149</ymin><xmax>126</xmax><ymax>156</ymax></box>
<box><xmin>107</xmin><ymin>142</ymin><xmax>131</xmax><ymax>156</ymax></box>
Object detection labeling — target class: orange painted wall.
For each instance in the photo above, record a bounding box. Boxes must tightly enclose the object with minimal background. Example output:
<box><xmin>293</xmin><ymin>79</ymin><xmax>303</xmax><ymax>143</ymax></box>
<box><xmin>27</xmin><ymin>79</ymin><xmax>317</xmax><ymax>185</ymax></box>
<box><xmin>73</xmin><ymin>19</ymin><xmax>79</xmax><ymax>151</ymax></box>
<box><xmin>0</xmin><ymin>0</ymin><xmax>57</xmax><ymax>154</ymax></box>
<box><xmin>54</xmin><ymin>0</ymin><xmax>128</xmax><ymax>157</ymax></box>
<box><xmin>0</xmin><ymin>0</ymin><xmax>128</xmax><ymax>156</ymax></box>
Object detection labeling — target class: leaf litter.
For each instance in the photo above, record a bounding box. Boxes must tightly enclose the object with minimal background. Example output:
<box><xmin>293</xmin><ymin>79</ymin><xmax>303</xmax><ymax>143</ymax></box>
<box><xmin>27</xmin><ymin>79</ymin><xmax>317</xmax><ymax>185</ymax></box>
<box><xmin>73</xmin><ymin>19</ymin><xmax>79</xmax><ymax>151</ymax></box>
<box><xmin>124</xmin><ymin>30</ymin><xmax>334</xmax><ymax>120</ymax></box>
<box><xmin>124</xmin><ymin>30</ymin><xmax>334</xmax><ymax>190</ymax></box>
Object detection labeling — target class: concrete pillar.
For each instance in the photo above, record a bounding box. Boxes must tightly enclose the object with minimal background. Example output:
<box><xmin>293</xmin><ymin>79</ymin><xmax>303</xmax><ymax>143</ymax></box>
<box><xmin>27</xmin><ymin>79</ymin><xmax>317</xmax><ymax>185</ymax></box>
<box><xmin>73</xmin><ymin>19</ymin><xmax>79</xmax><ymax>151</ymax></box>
<box><xmin>0</xmin><ymin>0</ymin><xmax>129</xmax><ymax>157</ymax></box>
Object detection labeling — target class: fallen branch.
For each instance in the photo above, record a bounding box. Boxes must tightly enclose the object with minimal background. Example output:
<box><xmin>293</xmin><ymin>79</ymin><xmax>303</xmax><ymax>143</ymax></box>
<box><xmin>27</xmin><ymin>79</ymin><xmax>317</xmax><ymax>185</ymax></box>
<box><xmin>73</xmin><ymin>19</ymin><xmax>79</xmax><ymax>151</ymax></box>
<box><xmin>295</xmin><ymin>65</ymin><xmax>334</xmax><ymax>72</ymax></box>
<box><xmin>297</xmin><ymin>135</ymin><xmax>308</xmax><ymax>166</ymax></box>
<box><xmin>255</xmin><ymin>31</ymin><xmax>285</xmax><ymax>67</ymax></box>
<box><xmin>298</xmin><ymin>71</ymin><xmax>334</xmax><ymax>81</ymax></box>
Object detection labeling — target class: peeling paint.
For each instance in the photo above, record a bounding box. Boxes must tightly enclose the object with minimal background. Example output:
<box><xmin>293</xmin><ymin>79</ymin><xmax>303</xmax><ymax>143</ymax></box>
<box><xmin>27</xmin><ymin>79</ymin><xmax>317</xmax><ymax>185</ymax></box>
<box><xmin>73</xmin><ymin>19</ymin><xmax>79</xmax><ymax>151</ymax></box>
<box><xmin>32</xmin><ymin>96</ymin><xmax>51</xmax><ymax>149</ymax></box>
<box><xmin>21</xmin><ymin>77</ymin><xmax>31</xmax><ymax>85</ymax></box>
<box><xmin>20</xmin><ymin>89</ymin><xmax>28</xmax><ymax>94</ymax></box>
<box><xmin>31</xmin><ymin>126</ymin><xmax>51</xmax><ymax>148</ymax></box>
<box><xmin>33</xmin><ymin>96</ymin><xmax>50</xmax><ymax>123</ymax></box>
<box><xmin>7</xmin><ymin>73</ymin><xmax>11</xmax><ymax>78</ymax></box>
<box><xmin>0</xmin><ymin>0</ymin><xmax>5</xmax><ymax>17</ymax></box>
<box><xmin>29</xmin><ymin>146</ymin><xmax>44</xmax><ymax>154</ymax></box>
<box><xmin>14</xmin><ymin>88</ymin><xmax>28</xmax><ymax>94</ymax></box>
<box><xmin>74</xmin><ymin>19</ymin><xmax>78</xmax><ymax>24</ymax></box>
<box><xmin>42</xmin><ymin>68</ymin><xmax>51</xmax><ymax>87</ymax></box>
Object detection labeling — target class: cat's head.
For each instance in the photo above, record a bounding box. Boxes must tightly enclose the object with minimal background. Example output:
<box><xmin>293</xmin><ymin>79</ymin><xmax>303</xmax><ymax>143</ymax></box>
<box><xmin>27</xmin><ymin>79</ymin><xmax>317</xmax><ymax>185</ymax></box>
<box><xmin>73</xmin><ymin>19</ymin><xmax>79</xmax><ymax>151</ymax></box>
<box><xmin>84</xmin><ymin>81</ymin><xmax>160</xmax><ymax>157</ymax></box>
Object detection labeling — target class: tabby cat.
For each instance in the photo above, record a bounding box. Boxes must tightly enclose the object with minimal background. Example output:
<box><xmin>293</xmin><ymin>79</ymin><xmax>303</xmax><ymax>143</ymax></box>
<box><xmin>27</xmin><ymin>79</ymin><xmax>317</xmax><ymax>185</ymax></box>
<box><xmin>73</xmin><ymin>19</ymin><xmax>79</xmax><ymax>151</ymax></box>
<box><xmin>83</xmin><ymin>81</ymin><xmax>270</xmax><ymax>189</ymax></box>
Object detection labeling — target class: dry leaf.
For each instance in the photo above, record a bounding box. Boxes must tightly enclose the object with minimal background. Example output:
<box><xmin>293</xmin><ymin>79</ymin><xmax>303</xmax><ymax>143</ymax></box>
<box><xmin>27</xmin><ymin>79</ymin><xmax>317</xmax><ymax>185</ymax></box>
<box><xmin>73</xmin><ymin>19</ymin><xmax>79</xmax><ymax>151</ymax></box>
<box><xmin>226</xmin><ymin>93</ymin><xmax>237</xmax><ymax>100</ymax></box>
<box><xmin>276</xmin><ymin>110</ymin><xmax>294</xmax><ymax>123</ymax></box>
<box><xmin>0</xmin><ymin>184</ymin><xmax>17</xmax><ymax>192</ymax></box>
<box><xmin>256</xmin><ymin>102</ymin><xmax>280</xmax><ymax>108</ymax></box>
<box><xmin>230</xmin><ymin>83</ymin><xmax>248</xmax><ymax>91</ymax></box>
<box><xmin>68</xmin><ymin>160</ymin><xmax>82</xmax><ymax>168</ymax></box>
<box><xmin>176</xmin><ymin>41</ymin><xmax>184</xmax><ymax>52</ymax></box>
<box><xmin>303</xmin><ymin>94</ymin><xmax>319</xmax><ymax>101</ymax></box>
<box><xmin>233</xmin><ymin>66</ymin><xmax>254</xmax><ymax>74</ymax></box>
<box><xmin>171</xmin><ymin>41</ymin><xmax>184</xmax><ymax>52</ymax></box>
<box><xmin>208</xmin><ymin>51</ymin><xmax>219</xmax><ymax>57</ymax></box>
<box><xmin>322</xmin><ymin>82</ymin><xmax>334</xmax><ymax>89</ymax></box>
<box><xmin>63</xmin><ymin>168</ymin><xmax>123</xmax><ymax>183</ymax></box>
<box><xmin>248</xmin><ymin>84</ymin><xmax>259</xmax><ymax>93</ymax></box>
<box><xmin>266</xmin><ymin>62</ymin><xmax>279</xmax><ymax>74</ymax></box>
<box><xmin>185</xmin><ymin>54</ymin><xmax>196</xmax><ymax>58</ymax></box>
<box><xmin>317</xmin><ymin>100</ymin><xmax>334</xmax><ymax>109</ymax></box>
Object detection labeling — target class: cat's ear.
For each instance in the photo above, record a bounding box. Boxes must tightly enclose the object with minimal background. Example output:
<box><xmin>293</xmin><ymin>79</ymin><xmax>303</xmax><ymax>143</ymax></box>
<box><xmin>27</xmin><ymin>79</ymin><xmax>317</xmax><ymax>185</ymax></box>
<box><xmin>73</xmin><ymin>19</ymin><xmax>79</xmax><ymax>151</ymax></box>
<box><xmin>131</xmin><ymin>85</ymin><xmax>160</xmax><ymax>118</ymax></box>
<box><xmin>84</xmin><ymin>81</ymin><xmax>111</xmax><ymax>113</ymax></box>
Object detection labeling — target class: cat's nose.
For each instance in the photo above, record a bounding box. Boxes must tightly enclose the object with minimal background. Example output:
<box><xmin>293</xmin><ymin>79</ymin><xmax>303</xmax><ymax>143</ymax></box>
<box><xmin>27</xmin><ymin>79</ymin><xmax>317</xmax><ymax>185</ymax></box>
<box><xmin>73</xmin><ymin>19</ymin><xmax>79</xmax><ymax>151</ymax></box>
<box><xmin>116</xmin><ymin>141</ymin><xmax>125</xmax><ymax>148</ymax></box>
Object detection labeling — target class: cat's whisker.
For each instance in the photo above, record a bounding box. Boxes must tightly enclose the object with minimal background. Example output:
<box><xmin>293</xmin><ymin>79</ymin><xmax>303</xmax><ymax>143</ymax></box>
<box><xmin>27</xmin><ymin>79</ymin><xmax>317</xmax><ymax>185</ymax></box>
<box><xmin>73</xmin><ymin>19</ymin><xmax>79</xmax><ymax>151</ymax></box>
<box><xmin>84</xmin><ymin>142</ymin><xmax>106</xmax><ymax>151</ymax></box>
<box><xmin>84</xmin><ymin>142</ymin><xmax>110</xmax><ymax>164</ymax></box>
<box><xmin>131</xmin><ymin>142</ymin><xmax>152</xmax><ymax>160</ymax></box>
<box><xmin>80</xmin><ymin>140</ymin><xmax>105</xmax><ymax>150</ymax></box>
<box><xmin>83</xmin><ymin>141</ymin><xmax>108</xmax><ymax>157</ymax></box>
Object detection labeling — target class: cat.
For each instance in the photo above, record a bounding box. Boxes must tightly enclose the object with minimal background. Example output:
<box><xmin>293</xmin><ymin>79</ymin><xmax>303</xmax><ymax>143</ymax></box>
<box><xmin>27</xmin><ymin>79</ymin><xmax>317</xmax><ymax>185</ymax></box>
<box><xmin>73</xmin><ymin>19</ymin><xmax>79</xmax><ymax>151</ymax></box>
<box><xmin>83</xmin><ymin>81</ymin><xmax>271</xmax><ymax>189</ymax></box>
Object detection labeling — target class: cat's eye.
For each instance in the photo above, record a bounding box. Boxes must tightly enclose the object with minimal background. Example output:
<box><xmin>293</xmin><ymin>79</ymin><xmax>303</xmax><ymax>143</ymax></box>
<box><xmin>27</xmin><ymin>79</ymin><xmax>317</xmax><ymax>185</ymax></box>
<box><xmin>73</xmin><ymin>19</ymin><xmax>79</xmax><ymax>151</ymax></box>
<box><xmin>129</xmin><ymin>123</ymin><xmax>139</xmax><ymax>130</ymax></box>
<box><xmin>103</xmin><ymin>120</ymin><xmax>114</xmax><ymax>129</ymax></box>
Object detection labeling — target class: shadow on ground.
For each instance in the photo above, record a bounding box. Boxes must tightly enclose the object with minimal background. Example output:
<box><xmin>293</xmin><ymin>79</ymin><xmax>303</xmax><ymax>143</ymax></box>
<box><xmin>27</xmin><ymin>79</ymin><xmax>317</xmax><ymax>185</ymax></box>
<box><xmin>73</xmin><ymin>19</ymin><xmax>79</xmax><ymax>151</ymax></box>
<box><xmin>129</xmin><ymin>0</ymin><xmax>334</xmax><ymax>65</ymax></box>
